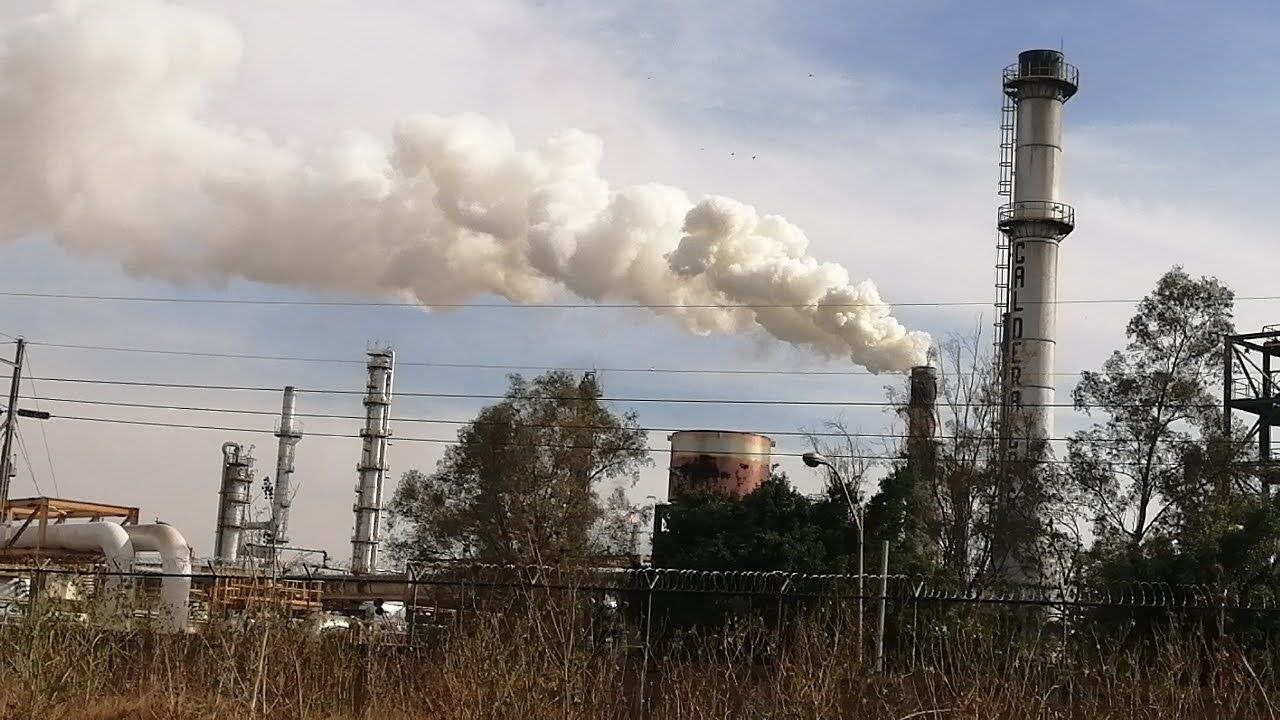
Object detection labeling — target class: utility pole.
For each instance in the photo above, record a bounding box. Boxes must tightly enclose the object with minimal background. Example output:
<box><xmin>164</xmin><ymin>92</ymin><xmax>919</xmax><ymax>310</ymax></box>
<box><xmin>0</xmin><ymin>338</ymin><xmax>26</xmax><ymax>515</ymax></box>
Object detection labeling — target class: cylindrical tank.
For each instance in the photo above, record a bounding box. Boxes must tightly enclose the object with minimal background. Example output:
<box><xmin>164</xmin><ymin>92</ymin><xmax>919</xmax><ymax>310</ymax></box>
<box><xmin>667</xmin><ymin>430</ymin><xmax>775</xmax><ymax>499</ymax></box>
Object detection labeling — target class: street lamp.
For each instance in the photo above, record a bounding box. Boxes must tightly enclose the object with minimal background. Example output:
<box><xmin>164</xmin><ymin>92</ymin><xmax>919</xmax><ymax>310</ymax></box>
<box><xmin>803</xmin><ymin>450</ymin><xmax>866</xmax><ymax>662</ymax></box>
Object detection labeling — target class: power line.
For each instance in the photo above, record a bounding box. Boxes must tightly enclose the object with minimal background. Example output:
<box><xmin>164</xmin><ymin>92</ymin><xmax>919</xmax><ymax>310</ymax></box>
<box><xmin>22</xmin><ymin>339</ymin><xmax>1089</xmax><ymax>377</ymax></box>
<box><xmin>21</xmin><ymin>357</ymin><xmax>59</xmax><ymax>496</ymax></box>
<box><xmin>20</xmin><ymin>394</ymin><xmax>1217</xmax><ymax>446</ymax></box>
<box><xmin>4</xmin><ymin>290</ymin><xmax>1279</xmax><ymax>309</ymax></box>
<box><xmin>50</xmin><ymin>413</ymin><xmax>1183</xmax><ymax>465</ymax></box>
<box><xmin>12</xmin><ymin>427</ymin><xmax>42</xmax><ymax>496</ymax></box>
<box><xmin>27</xmin><ymin>375</ymin><xmax>1222</xmax><ymax>410</ymax></box>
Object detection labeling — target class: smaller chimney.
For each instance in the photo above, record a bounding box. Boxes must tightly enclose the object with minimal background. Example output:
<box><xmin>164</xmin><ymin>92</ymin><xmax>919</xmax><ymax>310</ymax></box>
<box><xmin>906</xmin><ymin>366</ymin><xmax>938</xmax><ymax>477</ymax></box>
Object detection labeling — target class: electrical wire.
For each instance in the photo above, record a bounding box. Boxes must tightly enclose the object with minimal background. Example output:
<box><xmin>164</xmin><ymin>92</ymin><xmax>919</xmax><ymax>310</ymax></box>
<box><xmin>21</xmin><ymin>356</ymin><xmax>60</xmax><ymax>496</ymax></box>
<box><xmin>12</xmin><ymin>427</ymin><xmax>43</xmax><ymax>496</ymax></box>
<box><xmin>50</xmin><ymin>412</ymin><xmax>1186</xmax><ymax>465</ymax></box>
<box><xmin>21</xmin><ymin>339</ymin><xmax>1089</xmax><ymax>377</ymax></box>
<box><xmin>25</xmin><ymin>375</ymin><xmax>1223</xmax><ymax>410</ymax></box>
<box><xmin>18</xmin><ymin>394</ymin><xmax>1221</xmax><ymax>446</ymax></box>
<box><xmin>3</xmin><ymin>290</ymin><xmax>1278</xmax><ymax>309</ymax></box>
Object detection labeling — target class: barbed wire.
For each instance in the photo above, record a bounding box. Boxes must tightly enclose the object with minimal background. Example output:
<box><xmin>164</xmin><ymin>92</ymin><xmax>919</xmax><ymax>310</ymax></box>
<box><xmin>5</xmin><ymin>563</ymin><xmax>1275</xmax><ymax>611</ymax></box>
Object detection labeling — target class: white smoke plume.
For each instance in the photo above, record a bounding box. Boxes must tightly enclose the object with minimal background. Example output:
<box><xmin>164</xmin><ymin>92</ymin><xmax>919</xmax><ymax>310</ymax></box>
<box><xmin>0</xmin><ymin>1</ymin><xmax>930</xmax><ymax>373</ymax></box>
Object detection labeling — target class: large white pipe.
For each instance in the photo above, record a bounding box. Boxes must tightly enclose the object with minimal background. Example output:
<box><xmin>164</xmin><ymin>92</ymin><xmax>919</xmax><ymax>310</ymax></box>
<box><xmin>3</xmin><ymin>522</ymin><xmax>135</xmax><ymax>622</ymax></box>
<box><xmin>125</xmin><ymin>524</ymin><xmax>192</xmax><ymax>633</ymax></box>
<box><xmin>352</xmin><ymin>349</ymin><xmax>393</xmax><ymax>574</ymax></box>
<box><xmin>270</xmin><ymin>387</ymin><xmax>302</xmax><ymax>546</ymax></box>
<box><xmin>3</xmin><ymin>521</ymin><xmax>134</xmax><ymax>569</ymax></box>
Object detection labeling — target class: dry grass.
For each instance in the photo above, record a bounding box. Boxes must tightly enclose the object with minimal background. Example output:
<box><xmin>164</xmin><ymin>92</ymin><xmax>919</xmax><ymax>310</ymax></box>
<box><xmin>0</xmin><ymin>596</ymin><xmax>1275</xmax><ymax>720</ymax></box>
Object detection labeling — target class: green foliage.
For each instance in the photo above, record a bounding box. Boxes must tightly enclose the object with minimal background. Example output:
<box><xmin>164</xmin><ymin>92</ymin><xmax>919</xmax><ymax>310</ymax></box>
<box><xmin>864</xmin><ymin>466</ymin><xmax>941</xmax><ymax>578</ymax></box>
<box><xmin>1068</xmin><ymin>266</ymin><xmax>1235</xmax><ymax>549</ymax></box>
<box><xmin>388</xmin><ymin>371</ymin><xmax>650</xmax><ymax>564</ymax></box>
<box><xmin>652</xmin><ymin>474</ymin><xmax>851</xmax><ymax>573</ymax></box>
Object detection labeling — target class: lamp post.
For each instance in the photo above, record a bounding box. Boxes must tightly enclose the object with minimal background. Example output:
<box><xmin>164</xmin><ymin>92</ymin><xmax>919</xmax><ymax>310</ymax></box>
<box><xmin>803</xmin><ymin>450</ymin><xmax>865</xmax><ymax>663</ymax></box>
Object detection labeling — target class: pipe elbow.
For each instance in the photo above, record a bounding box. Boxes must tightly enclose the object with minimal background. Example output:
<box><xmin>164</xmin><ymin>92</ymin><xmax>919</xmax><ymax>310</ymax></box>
<box><xmin>125</xmin><ymin>524</ymin><xmax>192</xmax><ymax>573</ymax></box>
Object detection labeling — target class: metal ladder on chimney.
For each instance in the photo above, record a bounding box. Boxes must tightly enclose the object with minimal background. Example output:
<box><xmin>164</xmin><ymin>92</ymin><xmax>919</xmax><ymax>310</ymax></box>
<box><xmin>992</xmin><ymin>90</ymin><xmax>1016</xmax><ymax>355</ymax></box>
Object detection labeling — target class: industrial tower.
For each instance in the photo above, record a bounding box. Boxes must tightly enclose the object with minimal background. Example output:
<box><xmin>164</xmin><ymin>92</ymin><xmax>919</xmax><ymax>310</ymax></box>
<box><xmin>351</xmin><ymin>348</ymin><xmax>394</xmax><ymax>574</ymax></box>
<box><xmin>994</xmin><ymin>50</ymin><xmax>1078</xmax><ymax>580</ymax></box>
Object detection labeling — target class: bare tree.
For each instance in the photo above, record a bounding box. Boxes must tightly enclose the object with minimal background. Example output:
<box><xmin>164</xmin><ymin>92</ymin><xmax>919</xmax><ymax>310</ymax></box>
<box><xmin>803</xmin><ymin>415</ymin><xmax>873</xmax><ymax>504</ymax></box>
<box><xmin>928</xmin><ymin>325</ymin><xmax>1003</xmax><ymax>582</ymax></box>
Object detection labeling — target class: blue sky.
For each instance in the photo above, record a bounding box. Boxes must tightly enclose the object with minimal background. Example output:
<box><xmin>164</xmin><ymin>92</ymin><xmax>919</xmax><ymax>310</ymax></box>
<box><xmin>0</xmin><ymin>0</ymin><xmax>1276</xmax><ymax>562</ymax></box>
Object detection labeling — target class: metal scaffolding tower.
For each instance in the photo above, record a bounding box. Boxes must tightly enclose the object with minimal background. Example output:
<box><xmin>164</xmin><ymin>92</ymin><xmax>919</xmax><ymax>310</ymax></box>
<box><xmin>1224</xmin><ymin>328</ymin><xmax>1280</xmax><ymax>483</ymax></box>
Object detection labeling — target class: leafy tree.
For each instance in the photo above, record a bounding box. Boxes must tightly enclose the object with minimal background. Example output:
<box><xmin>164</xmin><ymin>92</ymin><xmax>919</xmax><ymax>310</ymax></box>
<box><xmin>1067</xmin><ymin>267</ymin><xmax>1235</xmax><ymax>553</ymax></box>
<box><xmin>863</xmin><ymin>466</ymin><xmax>940</xmax><ymax>578</ymax></box>
<box><xmin>652</xmin><ymin>474</ymin><xmax>851</xmax><ymax>573</ymax></box>
<box><xmin>388</xmin><ymin>371</ymin><xmax>650</xmax><ymax>564</ymax></box>
<box><xmin>592</xmin><ymin>485</ymin><xmax>654</xmax><ymax>558</ymax></box>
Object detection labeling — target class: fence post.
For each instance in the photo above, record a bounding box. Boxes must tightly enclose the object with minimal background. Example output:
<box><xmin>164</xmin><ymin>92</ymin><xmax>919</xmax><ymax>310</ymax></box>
<box><xmin>633</xmin><ymin>573</ymin><xmax>657</xmax><ymax>720</ymax></box>
<box><xmin>350</xmin><ymin>631</ymin><xmax>372</xmax><ymax>718</ymax></box>
<box><xmin>29</xmin><ymin>567</ymin><xmax>42</xmax><ymax>616</ymax></box>
<box><xmin>876</xmin><ymin>541</ymin><xmax>889</xmax><ymax>673</ymax></box>
<box><xmin>910</xmin><ymin>581</ymin><xmax>920</xmax><ymax>672</ymax></box>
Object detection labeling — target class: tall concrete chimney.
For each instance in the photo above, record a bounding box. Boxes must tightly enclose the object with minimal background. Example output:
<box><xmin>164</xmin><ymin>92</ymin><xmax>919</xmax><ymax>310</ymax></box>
<box><xmin>994</xmin><ymin>49</ymin><xmax>1078</xmax><ymax>582</ymax></box>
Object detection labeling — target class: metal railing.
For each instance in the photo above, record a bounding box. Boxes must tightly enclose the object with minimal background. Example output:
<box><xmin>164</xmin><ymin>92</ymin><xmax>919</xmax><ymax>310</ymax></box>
<box><xmin>997</xmin><ymin>200</ymin><xmax>1075</xmax><ymax>231</ymax></box>
<box><xmin>1003</xmin><ymin>60</ymin><xmax>1080</xmax><ymax>88</ymax></box>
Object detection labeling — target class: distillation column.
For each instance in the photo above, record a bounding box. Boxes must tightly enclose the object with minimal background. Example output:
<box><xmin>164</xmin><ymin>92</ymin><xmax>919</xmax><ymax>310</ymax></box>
<box><xmin>213</xmin><ymin>442</ymin><xmax>254</xmax><ymax>564</ymax></box>
<box><xmin>995</xmin><ymin>50</ymin><xmax>1078</xmax><ymax>581</ymax></box>
<box><xmin>351</xmin><ymin>349</ymin><xmax>394</xmax><ymax>574</ymax></box>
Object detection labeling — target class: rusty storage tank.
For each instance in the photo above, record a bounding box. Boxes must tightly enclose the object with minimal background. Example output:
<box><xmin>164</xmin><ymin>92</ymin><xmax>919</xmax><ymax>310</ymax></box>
<box><xmin>667</xmin><ymin>430</ymin><xmax>775</xmax><ymax>499</ymax></box>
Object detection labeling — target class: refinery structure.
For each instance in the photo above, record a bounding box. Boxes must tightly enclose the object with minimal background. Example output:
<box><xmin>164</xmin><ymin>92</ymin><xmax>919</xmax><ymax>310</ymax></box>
<box><xmin>0</xmin><ymin>48</ymin><xmax>1273</xmax><ymax>634</ymax></box>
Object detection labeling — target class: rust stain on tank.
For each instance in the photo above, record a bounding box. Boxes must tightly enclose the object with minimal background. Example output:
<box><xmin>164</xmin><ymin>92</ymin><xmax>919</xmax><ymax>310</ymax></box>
<box><xmin>667</xmin><ymin>430</ymin><xmax>774</xmax><ymax>499</ymax></box>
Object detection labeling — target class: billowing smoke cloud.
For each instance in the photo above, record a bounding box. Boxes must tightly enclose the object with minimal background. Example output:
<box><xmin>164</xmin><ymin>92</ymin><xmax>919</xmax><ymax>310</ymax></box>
<box><xmin>0</xmin><ymin>1</ymin><xmax>930</xmax><ymax>372</ymax></box>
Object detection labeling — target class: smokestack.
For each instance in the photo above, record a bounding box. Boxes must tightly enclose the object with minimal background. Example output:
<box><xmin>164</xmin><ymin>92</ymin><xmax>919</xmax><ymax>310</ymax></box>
<box><xmin>351</xmin><ymin>349</ymin><xmax>394</xmax><ymax>574</ymax></box>
<box><xmin>269</xmin><ymin>386</ymin><xmax>302</xmax><ymax>546</ymax></box>
<box><xmin>995</xmin><ymin>49</ymin><xmax>1078</xmax><ymax>582</ymax></box>
<box><xmin>906</xmin><ymin>365</ymin><xmax>938</xmax><ymax>477</ymax></box>
<box><xmin>214</xmin><ymin>442</ymin><xmax>253</xmax><ymax>563</ymax></box>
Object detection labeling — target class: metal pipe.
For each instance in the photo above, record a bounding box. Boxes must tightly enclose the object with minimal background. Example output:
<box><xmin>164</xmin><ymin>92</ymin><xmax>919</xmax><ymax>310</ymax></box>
<box><xmin>125</xmin><ymin>523</ymin><xmax>192</xmax><ymax>632</ymax></box>
<box><xmin>5</xmin><ymin>521</ymin><xmax>135</xmax><ymax>625</ymax></box>
<box><xmin>245</xmin><ymin>542</ymin><xmax>328</xmax><ymax>566</ymax></box>
<box><xmin>270</xmin><ymin>386</ymin><xmax>302</xmax><ymax>546</ymax></box>
<box><xmin>352</xmin><ymin>349</ymin><xmax>394</xmax><ymax>574</ymax></box>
